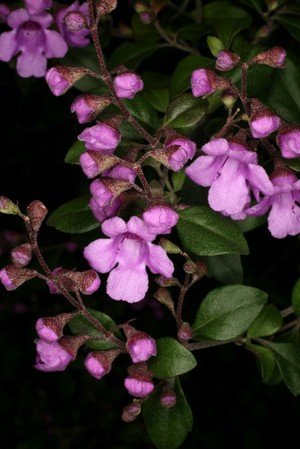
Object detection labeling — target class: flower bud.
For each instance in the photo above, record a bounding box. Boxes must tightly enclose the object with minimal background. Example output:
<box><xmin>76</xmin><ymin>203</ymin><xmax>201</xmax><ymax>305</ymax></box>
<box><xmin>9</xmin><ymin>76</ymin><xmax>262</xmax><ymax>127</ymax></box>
<box><xmin>160</xmin><ymin>387</ymin><xmax>177</xmax><ymax>408</ymax></box>
<box><xmin>124</xmin><ymin>325</ymin><xmax>157</xmax><ymax>363</ymax></box>
<box><xmin>36</xmin><ymin>312</ymin><xmax>75</xmax><ymax>342</ymax></box>
<box><xmin>249</xmin><ymin>100</ymin><xmax>281</xmax><ymax>138</ymax></box>
<box><xmin>113</xmin><ymin>73</ymin><xmax>144</xmax><ymax>99</ymax></box>
<box><xmin>78</xmin><ymin>122</ymin><xmax>121</xmax><ymax>153</ymax></box>
<box><xmin>0</xmin><ymin>196</ymin><xmax>20</xmax><ymax>215</ymax></box>
<box><xmin>121</xmin><ymin>401</ymin><xmax>142</xmax><ymax>422</ymax></box>
<box><xmin>96</xmin><ymin>0</ymin><xmax>118</xmax><ymax>16</ymax></box>
<box><xmin>251</xmin><ymin>46</ymin><xmax>286</xmax><ymax>68</ymax></box>
<box><xmin>45</xmin><ymin>66</ymin><xmax>87</xmax><ymax>96</ymax></box>
<box><xmin>90</xmin><ymin>178</ymin><xmax>132</xmax><ymax>207</ymax></box>
<box><xmin>155</xmin><ymin>275</ymin><xmax>179</xmax><ymax>287</ymax></box>
<box><xmin>191</xmin><ymin>69</ymin><xmax>229</xmax><ymax>97</ymax></box>
<box><xmin>159</xmin><ymin>238</ymin><xmax>181</xmax><ymax>254</ymax></box>
<box><xmin>27</xmin><ymin>201</ymin><xmax>48</xmax><ymax>233</ymax></box>
<box><xmin>10</xmin><ymin>243</ymin><xmax>32</xmax><ymax>267</ymax></box>
<box><xmin>215</xmin><ymin>50</ymin><xmax>240</xmax><ymax>71</ymax></box>
<box><xmin>276</xmin><ymin>125</ymin><xmax>300</xmax><ymax>159</ymax></box>
<box><xmin>152</xmin><ymin>137</ymin><xmax>196</xmax><ymax>172</ymax></box>
<box><xmin>143</xmin><ymin>206</ymin><xmax>179</xmax><ymax>235</ymax></box>
<box><xmin>64</xmin><ymin>11</ymin><xmax>87</xmax><ymax>32</ymax></box>
<box><xmin>71</xmin><ymin>94</ymin><xmax>112</xmax><ymax>124</ymax></box>
<box><xmin>0</xmin><ymin>265</ymin><xmax>36</xmax><ymax>291</ymax></box>
<box><xmin>124</xmin><ymin>362</ymin><xmax>154</xmax><ymax>398</ymax></box>
<box><xmin>139</xmin><ymin>11</ymin><xmax>153</xmax><ymax>24</ymax></box>
<box><xmin>153</xmin><ymin>287</ymin><xmax>176</xmax><ymax>315</ymax></box>
<box><xmin>75</xmin><ymin>270</ymin><xmax>101</xmax><ymax>295</ymax></box>
<box><xmin>89</xmin><ymin>196</ymin><xmax>122</xmax><ymax>223</ymax></box>
<box><xmin>221</xmin><ymin>89</ymin><xmax>238</xmax><ymax>110</ymax></box>
<box><xmin>177</xmin><ymin>322</ymin><xmax>192</xmax><ymax>344</ymax></box>
<box><xmin>183</xmin><ymin>260</ymin><xmax>196</xmax><ymax>274</ymax></box>
<box><xmin>85</xmin><ymin>349</ymin><xmax>121</xmax><ymax>379</ymax></box>
<box><xmin>80</xmin><ymin>151</ymin><xmax>119</xmax><ymax>178</ymax></box>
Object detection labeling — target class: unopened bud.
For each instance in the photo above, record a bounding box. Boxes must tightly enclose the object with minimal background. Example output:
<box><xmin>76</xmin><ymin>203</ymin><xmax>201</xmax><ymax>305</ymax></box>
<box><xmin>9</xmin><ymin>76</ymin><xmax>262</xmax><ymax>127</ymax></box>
<box><xmin>113</xmin><ymin>72</ymin><xmax>144</xmax><ymax>99</ymax></box>
<box><xmin>122</xmin><ymin>401</ymin><xmax>142</xmax><ymax>422</ymax></box>
<box><xmin>215</xmin><ymin>50</ymin><xmax>240</xmax><ymax>71</ymax></box>
<box><xmin>124</xmin><ymin>325</ymin><xmax>157</xmax><ymax>363</ymax></box>
<box><xmin>134</xmin><ymin>1</ymin><xmax>148</xmax><ymax>13</ymax></box>
<box><xmin>153</xmin><ymin>287</ymin><xmax>176</xmax><ymax>315</ymax></box>
<box><xmin>193</xmin><ymin>261</ymin><xmax>208</xmax><ymax>279</ymax></box>
<box><xmin>10</xmin><ymin>243</ymin><xmax>32</xmax><ymax>267</ymax></box>
<box><xmin>251</xmin><ymin>46</ymin><xmax>286</xmax><ymax>68</ymax></box>
<box><xmin>64</xmin><ymin>11</ymin><xmax>87</xmax><ymax>31</ymax></box>
<box><xmin>159</xmin><ymin>238</ymin><xmax>181</xmax><ymax>254</ymax></box>
<box><xmin>91</xmin><ymin>178</ymin><xmax>132</xmax><ymax>207</ymax></box>
<box><xmin>36</xmin><ymin>312</ymin><xmax>76</xmax><ymax>342</ymax></box>
<box><xmin>0</xmin><ymin>196</ymin><xmax>20</xmax><ymax>215</ymax></box>
<box><xmin>221</xmin><ymin>89</ymin><xmax>237</xmax><ymax>110</ymax></box>
<box><xmin>27</xmin><ymin>200</ymin><xmax>48</xmax><ymax>233</ymax></box>
<box><xmin>155</xmin><ymin>276</ymin><xmax>179</xmax><ymax>287</ymax></box>
<box><xmin>160</xmin><ymin>387</ymin><xmax>177</xmax><ymax>408</ymax></box>
<box><xmin>85</xmin><ymin>348</ymin><xmax>121</xmax><ymax>379</ymax></box>
<box><xmin>96</xmin><ymin>0</ymin><xmax>118</xmax><ymax>16</ymax></box>
<box><xmin>191</xmin><ymin>68</ymin><xmax>230</xmax><ymax>97</ymax></box>
<box><xmin>178</xmin><ymin>322</ymin><xmax>193</xmax><ymax>343</ymax></box>
<box><xmin>71</xmin><ymin>94</ymin><xmax>113</xmax><ymax>124</ymax></box>
<box><xmin>276</xmin><ymin>125</ymin><xmax>300</xmax><ymax>159</ymax></box>
<box><xmin>80</xmin><ymin>151</ymin><xmax>119</xmax><ymax>178</ymax></box>
<box><xmin>124</xmin><ymin>362</ymin><xmax>154</xmax><ymax>398</ymax></box>
<box><xmin>0</xmin><ymin>265</ymin><xmax>36</xmax><ymax>291</ymax></box>
<box><xmin>45</xmin><ymin>66</ymin><xmax>87</xmax><ymax>96</ymax></box>
<box><xmin>143</xmin><ymin>206</ymin><xmax>179</xmax><ymax>235</ymax></box>
<box><xmin>249</xmin><ymin>106</ymin><xmax>281</xmax><ymax>138</ymax></box>
<box><xmin>254</xmin><ymin>24</ymin><xmax>272</xmax><ymax>39</ymax></box>
<box><xmin>139</xmin><ymin>11</ymin><xmax>153</xmax><ymax>24</ymax></box>
<box><xmin>183</xmin><ymin>260</ymin><xmax>196</xmax><ymax>274</ymax></box>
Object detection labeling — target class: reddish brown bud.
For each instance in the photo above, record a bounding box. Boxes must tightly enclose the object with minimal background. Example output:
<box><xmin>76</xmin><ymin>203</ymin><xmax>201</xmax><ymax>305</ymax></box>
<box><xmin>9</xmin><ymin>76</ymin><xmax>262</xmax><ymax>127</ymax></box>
<box><xmin>153</xmin><ymin>287</ymin><xmax>176</xmax><ymax>315</ymax></box>
<box><xmin>36</xmin><ymin>312</ymin><xmax>76</xmax><ymax>342</ymax></box>
<box><xmin>159</xmin><ymin>238</ymin><xmax>181</xmax><ymax>254</ymax></box>
<box><xmin>122</xmin><ymin>401</ymin><xmax>142</xmax><ymax>422</ymax></box>
<box><xmin>10</xmin><ymin>243</ymin><xmax>32</xmax><ymax>267</ymax></box>
<box><xmin>96</xmin><ymin>0</ymin><xmax>118</xmax><ymax>16</ymax></box>
<box><xmin>178</xmin><ymin>322</ymin><xmax>193</xmax><ymax>343</ymax></box>
<box><xmin>155</xmin><ymin>275</ymin><xmax>179</xmax><ymax>287</ymax></box>
<box><xmin>250</xmin><ymin>46</ymin><xmax>286</xmax><ymax>68</ymax></box>
<box><xmin>26</xmin><ymin>200</ymin><xmax>48</xmax><ymax>232</ymax></box>
<box><xmin>0</xmin><ymin>264</ymin><xmax>36</xmax><ymax>291</ymax></box>
<box><xmin>59</xmin><ymin>335</ymin><xmax>91</xmax><ymax>359</ymax></box>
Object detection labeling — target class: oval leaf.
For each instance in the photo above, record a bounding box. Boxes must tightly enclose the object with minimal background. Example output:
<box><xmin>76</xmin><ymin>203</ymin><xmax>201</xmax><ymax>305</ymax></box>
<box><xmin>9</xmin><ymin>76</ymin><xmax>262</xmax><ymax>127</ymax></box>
<box><xmin>246</xmin><ymin>343</ymin><xmax>276</xmax><ymax>384</ymax></box>
<box><xmin>204</xmin><ymin>254</ymin><xmax>243</xmax><ymax>285</ymax></box>
<box><xmin>149</xmin><ymin>337</ymin><xmax>197</xmax><ymax>378</ymax></box>
<box><xmin>47</xmin><ymin>195</ymin><xmax>99</xmax><ymax>234</ymax></box>
<box><xmin>192</xmin><ymin>285</ymin><xmax>268</xmax><ymax>340</ymax></box>
<box><xmin>177</xmin><ymin>206</ymin><xmax>249</xmax><ymax>256</ymax></box>
<box><xmin>123</xmin><ymin>95</ymin><xmax>161</xmax><ymax>130</ymax></box>
<box><xmin>247</xmin><ymin>304</ymin><xmax>283</xmax><ymax>338</ymax></box>
<box><xmin>163</xmin><ymin>93</ymin><xmax>208</xmax><ymax>128</ymax></box>
<box><xmin>65</xmin><ymin>140</ymin><xmax>86</xmax><ymax>165</ymax></box>
<box><xmin>268</xmin><ymin>342</ymin><xmax>300</xmax><ymax>396</ymax></box>
<box><xmin>143</xmin><ymin>377</ymin><xmax>193</xmax><ymax>449</ymax></box>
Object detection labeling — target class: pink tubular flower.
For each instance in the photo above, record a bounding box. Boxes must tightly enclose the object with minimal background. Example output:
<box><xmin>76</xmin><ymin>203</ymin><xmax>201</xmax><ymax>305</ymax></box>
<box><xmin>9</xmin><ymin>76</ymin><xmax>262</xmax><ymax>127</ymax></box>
<box><xmin>89</xmin><ymin>196</ymin><xmax>122</xmax><ymax>223</ymax></box>
<box><xmin>153</xmin><ymin>137</ymin><xmax>196</xmax><ymax>171</ymax></box>
<box><xmin>124</xmin><ymin>377</ymin><xmax>154</xmax><ymax>397</ymax></box>
<box><xmin>0</xmin><ymin>267</ymin><xmax>15</xmax><ymax>290</ymax></box>
<box><xmin>249</xmin><ymin>111</ymin><xmax>281</xmax><ymax>138</ymax></box>
<box><xmin>84</xmin><ymin>349</ymin><xmax>120</xmax><ymax>379</ymax></box>
<box><xmin>185</xmin><ymin>138</ymin><xmax>273</xmax><ymax>218</ymax></box>
<box><xmin>246</xmin><ymin>171</ymin><xmax>300</xmax><ymax>238</ymax></box>
<box><xmin>143</xmin><ymin>206</ymin><xmax>179</xmax><ymax>235</ymax></box>
<box><xmin>34</xmin><ymin>339</ymin><xmax>74</xmax><ymax>372</ymax></box>
<box><xmin>25</xmin><ymin>0</ymin><xmax>52</xmax><ymax>15</ymax></box>
<box><xmin>36</xmin><ymin>318</ymin><xmax>60</xmax><ymax>342</ymax></box>
<box><xmin>84</xmin><ymin>216</ymin><xmax>174</xmax><ymax>303</ymax></box>
<box><xmin>71</xmin><ymin>94</ymin><xmax>112</xmax><ymax>124</ymax></box>
<box><xmin>191</xmin><ymin>68</ymin><xmax>213</xmax><ymax>96</ymax></box>
<box><xmin>78</xmin><ymin>123</ymin><xmax>121</xmax><ymax>153</ymax></box>
<box><xmin>0</xmin><ymin>9</ymin><xmax>68</xmax><ymax>78</ymax></box>
<box><xmin>277</xmin><ymin>126</ymin><xmax>300</xmax><ymax>159</ymax></box>
<box><xmin>45</xmin><ymin>66</ymin><xmax>87</xmax><ymax>96</ymax></box>
<box><xmin>216</xmin><ymin>50</ymin><xmax>240</xmax><ymax>71</ymax></box>
<box><xmin>113</xmin><ymin>73</ymin><xmax>144</xmax><ymax>99</ymax></box>
<box><xmin>127</xmin><ymin>336</ymin><xmax>157</xmax><ymax>363</ymax></box>
<box><xmin>55</xmin><ymin>1</ymin><xmax>89</xmax><ymax>48</ymax></box>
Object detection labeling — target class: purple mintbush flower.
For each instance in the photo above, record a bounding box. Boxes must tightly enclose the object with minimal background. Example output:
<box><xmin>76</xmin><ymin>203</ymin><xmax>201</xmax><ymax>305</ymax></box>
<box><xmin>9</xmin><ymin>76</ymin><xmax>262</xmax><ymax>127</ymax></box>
<box><xmin>55</xmin><ymin>1</ymin><xmax>90</xmax><ymax>48</ymax></box>
<box><xmin>277</xmin><ymin>126</ymin><xmax>300</xmax><ymax>159</ymax></box>
<box><xmin>143</xmin><ymin>205</ymin><xmax>179</xmax><ymax>235</ymax></box>
<box><xmin>36</xmin><ymin>318</ymin><xmax>61</xmax><ymax>342</ymax></box>
<box><xmin>191</xmin><ymin>68</ymin><xmax>229</xmax><ymax>97</ymax></box>
<box><xmin>185</xmin><ymin>138</ymin><xmax>273</xmax><ymax>218</ymax></box>
<box><xmin>79</xmin><ymin>152</ymin><xmax>118</xmax><ymax>178</ymax></box>
<box><xmin>249</xmin><ymin>110</ymin><xmax>281</xmax><ymax>138</ymax></box>
<box><xmin>89</xmin><ymin>197</ymin><xmax>122</xmax><ymax>223</ymax></box>
<box><xmin>124</xmin><ymin>325</ymin><xmax>157</xmax><ymax>363</ymax></box>
<box><xmin>25</xmin><ymin>0</ymin><xmax>52</xmax><ymax>15</ymax></box>
<box><xmin>0</xmin><ymin>267</ymin><xmax>15</xmax><ymax>290</ymax></box>
<box><xmin>216</xmin><ymin>50</ymin><xmax>240</xmax><ymax>71</ymax></box>
<box><xmin>152</xmin><ymin>137</ymin><xmax>196</xmax><ymax>171</ymax></box>
<box><xmin>45</xmin><ymin>66</ymin><xmax>87</xmax><ymax>96</ymax></box>
<box><xmin>113</xmin><ymin>73</ymin><xmax>144</xmax><ymax>99</ymax></box>
<box><xmin>84</xmin><ymin>216</ymin><xmax>174</xmax><ymax>302</ymax></box>
<box><xmin>10</xmin><ymin>243</ymin><xmax>32</xmax><ymax>267</ymax></box>
<box><xmin>0</xmin><ymin>9</ymin><xmax>68</xmax><ymax>78</ymax></box>
<box><xmin>78</xmin><ymin>123</ymin><xmax>121</xmax><ymax>153</ymax></box>
<box><xmin>0</xmin><ymin>4</ymin><xmax>10</xmax><ymax>22</ymax></box>
<box><xmin>247</xmin><ymin>171</ymin><xmax>300</xmax><ymax>238</ymax></box>
<box><xmin>84</xmin><ymin>349</ymin><xmax>120</xmax><ymax>380</ymax></box>
<box><xmin>71</xmin><ymin>94</ymin><xmax>112</xmax><ymax>124</ymax></box>
<box><xmin>34</xmin><ymin>339</ymin><xmax>74</xmax><ymax>372</ymax></box>
<box><xmin>124</xmin><ymin>377</ymin><xmax>154</xmax><ymax>397</ymax></box>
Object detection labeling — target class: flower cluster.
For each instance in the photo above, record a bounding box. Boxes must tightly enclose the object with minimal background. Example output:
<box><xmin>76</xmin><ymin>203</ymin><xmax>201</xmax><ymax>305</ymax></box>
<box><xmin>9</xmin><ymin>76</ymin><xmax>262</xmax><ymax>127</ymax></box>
<box><xmin>0</xmin><ymin>0</ymin><xmax>90</xmax><ymax>78</ymax></box>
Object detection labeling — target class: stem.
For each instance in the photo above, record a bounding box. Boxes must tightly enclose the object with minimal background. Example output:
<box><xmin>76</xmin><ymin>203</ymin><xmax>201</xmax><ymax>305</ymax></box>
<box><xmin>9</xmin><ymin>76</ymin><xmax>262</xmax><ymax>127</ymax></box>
<box><xmin>276</xmin><ymin>318</ymin><xmax>300</xmax><ymax>334</ymax></box>
<box><xmin>154</xmin><ymin>20</ymin><xmax>196</xmax><ymax>55</ymax></box>
<box><xmin>187</xmin><ymin>338</ymin><xmax>239</xmax><ymax>351</ymax></box>
<box><xmin>176</xmin><ymin>273</ymin><xmax>190</xmax><ymax>325</ymax></box>
<box><xmin>280</xmin><ymin>306</ymin><xmax>294</xmax><ymax>318</ymax></box>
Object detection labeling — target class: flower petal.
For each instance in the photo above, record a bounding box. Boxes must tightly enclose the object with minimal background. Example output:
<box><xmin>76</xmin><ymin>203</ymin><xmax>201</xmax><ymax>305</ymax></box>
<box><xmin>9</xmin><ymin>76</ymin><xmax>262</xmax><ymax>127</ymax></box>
<box><xmin>185</xmin><ymin>155</ymin><xmax>226</xmax><ymax>187</ymax></box>
<box><xmin>246</xmin><ymin>197</ymin><xmax>271</xmax><ymax>217</ymax></box>
<box><xmin>101</xmin><ymin>216</ymin><xmax>127</xmax><ymax>237</ymax></box>
<box><xmin>0</xmin><ymin>30</ymin><xmax>18</xmax><ymax>62</ymax></box>
<box><xmin>147</xmin><ymin>243</ymin><xmax>174</xmax><ymax>278</ymax></box>
<box><xmin>44</xmin><ymin>30</ymin><xmax>68</xmax><ymax>58</ymax></box>
<box><xmin>201</xmin><ymin>138</ymin><xmax>229</xmax><ymax>156</ymax></box>
<box><xmin>127</xmin><ymin>216</ymin><xmax>156</xmax><ymax>241</ymax></box>
<box><xmin>84</xmin><ymin>238</ymin><xmax>119</xmax><ymax>273</ymax></box>
<box><xmin>247</xmin><ymin>164</ymin><xmax>274</xmax><ymax>195</ymax></box>
<box><xmin>268</xmin><ymin>193</ymin><xmax>300</xmax><ymax>238</ymax></box>
<box><xmin>107</xmin><ymin>264</ymin><xmax>149</xmax><ymax>302</ymax></box>
<box><xmin>7</xmin><ymin>8</ymin><xmax>28</xmax><ymax>28</ymax></box>
<box><xmin>16</xmin><ymin>51</ymin><xmax>47</xmax><ymax>77</ymax></box>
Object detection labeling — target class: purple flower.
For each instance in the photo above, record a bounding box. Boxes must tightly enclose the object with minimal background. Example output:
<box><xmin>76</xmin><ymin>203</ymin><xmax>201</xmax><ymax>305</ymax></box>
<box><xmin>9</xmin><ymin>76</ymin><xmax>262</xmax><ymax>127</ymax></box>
<box><xmin>34</xmin><ymin>339</ymin><xmax>74</xmax><ymax>372</ymax></box>
<box><xmin>0</xmin><ymin>4</ymin><xmax>10</xmax><ymax>22</ymax></box>
<box><xmin>191</xmin><ymin>68</ymin><xmax>213</xmax><ymax>96</ymax></box>
<box><xmin>55</xmin><ymin>1</ymin><xmax>89</xmax><ymax>48</ymax></box>
<box><xmin>143</xmin><ymin>206</ymin><xmax>179</xmax><ymax>235</ymax></box>
<box><xmin>78</xmin><ymin>123</ymin><xmax>121</xmax><ymax>153</ymax></box>
<box><xmin>84</xmin><ymin>216</ymin><xmax>174</xmax><ymax>302</ymax></box>
<box><xmin>25</xmin><ymin>0</ymin><xmax>52</xmax><ymax>15</ymax></box>
<box><xmin>277</xmin><ymin>126</ymin><xmax>300</xmax><ymax>159</ymax></box>
<box><xmin>185</xmin><ymin>138</ymin><xmax>273</xmax><ymax>218</ymax></box>
<box><xmin>164</xmin><ymin>137</ymin><xmax>196</xmax><ymax>171</ymax></box>
<box><xmin>216</xmin><ymin>50</ymin><xmax>240</xmax><ymax>71</ymax></box>
<box><xmin>0</xmin><ymin>267</ymin><xmax>15</xmax><ymax>290</ymax></box>
<box><xmin>89</xmin><ymin>197</ymin><xmax>122</xmax><ymax>223</ymax></box>
<box><xmin>113</xmin><ymin>72</ymin><xmax>144</xmax><ymax>99</ymax></box>
<box><xmin>84</xmin><ymin>353</ymin><xmax>109</xmax><ymax>380</ymax></box>
<box><xmin>10</xmin><ymin>243</ymin><xmax>32</xmax><ymax>267</ymax></box>
<box><xmin>0</xmin><ymin>9</ymin><xmax>68</xmax><ymax>78</ymax></box>
<box><xmin>127</xmin><ymin>336</ymin><xmax>157</xmax><ymax>363</ymax></box>
<box><xmin>45</xmin><ymin>66</ymin><xmax>87</xmax><ymax>96</ymax></box>
<box><xmin>249</xmin><ymin>111</ymin><xmax>281</xmax><ymax>138</ymax></box>
<box><xmin>247</xmin><ymin>172</ymin><xmax>300</xmax><ymax>238</ymax></box>
<box><xmin>36</xmin><ymin>318</ymin><xmax>60</xmax><ymax>342</ymax></box>
<box><xmin>124</xmin><ymin>377</ymin><xmax>154</xmax><ymax>398</ymax></box>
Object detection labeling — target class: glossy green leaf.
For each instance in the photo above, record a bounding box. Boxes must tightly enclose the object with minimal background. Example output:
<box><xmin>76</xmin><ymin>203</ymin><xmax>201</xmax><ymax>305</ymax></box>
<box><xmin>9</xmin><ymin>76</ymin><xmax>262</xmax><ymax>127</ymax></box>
<box><xmin>47</xmin><ymin>195</ymin><xmax>99</xmax><ymax>234</ymax></box>
<box><xmin>246</xmin><ymin>343</ymin><xmax>276</xmax><ymax>383</ymax></box>
<box><xmin>292</xmin><ymin>278</ymin><xmax>300</xmax><ymax>317</ymax></box>
<box><xmin>286</xmin><ymin>157</ymin><xmax>300</xmax><ymax>173</ymax></box>
<box><xmin>149</xmin><ymin>337</ymin><xmax>197</xmax><ymax>378</ymax></box>
<box><xmin>170</xmin><ymin>55</ymin><xmax>213</xmax><ymax>98</ymax></box>
<box><xmin>108</xmin><ymin>42</ymin><xmax>157</xmax><ymax>69</ymax></box>
<box><xmin>205</xmin><ymin>254</ymin><xmax>243</xmax><ymax>285</ymax></box>
<box><xmin>65</xmin><ymin>140</ymin><xmax>86</xmax><ymax>165</ymax></box>
<box><xmin>68</xmin><ymin>308</ymin><xmax>121</xmax><ymax>350</ymax></box>
<box><xmin>268</xmin><ymin>342</ymin><xmax>300</xmax><ymax>396</ymax></box>
<box><xmin>143</xmin><ymin>88</ymin><xmax>170</xmax><ymax>113</ymax></box>
<box><xmin>143</xmin><ymin>377</ymin><xmax>193</xmax><ymax>449</ymax></box>
<box><xmin>177</xmin><ymin>206</ymin><xmax>249</xmax><ymax>256</ymax></box>
<box><xmin>192</xmin><ymin>285</ymin><xmax>268</xmax><ymax>340</ymax></box>
<box><xmin>163</xmin><ymin>93</ymin><xmax>208</xmax><ymax>128</ymax></box>
<box><xmin>123</xmin><ymin>95</ymin><xmax>161</xmax><ymax>130</ymax></box>
<box><xmin>247</xmin><ymin>304</ymin><xmax>282</xmax><ymax>338</ymax></box>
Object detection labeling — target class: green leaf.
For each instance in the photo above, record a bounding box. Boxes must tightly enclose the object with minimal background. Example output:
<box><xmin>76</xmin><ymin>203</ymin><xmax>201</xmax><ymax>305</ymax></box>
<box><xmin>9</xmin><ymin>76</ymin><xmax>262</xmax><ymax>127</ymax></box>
<box><xmin>247</xmin><ymin>304</ymin><xmax>283</xmax><ymax>338</ymax></box>
<box><xmin>143</xmin><ymin>88</ymin><xmax>170</xmax><ymax>113</ymax></box>
<box><xmin>205</xmin><ymin>254</ymin><xmax>243</xmax><ymax>285</ymax></box>
<box><xmin>214</xmin><ymin>16</ymin><xmax>251</xmax><ymax>48</ymax></box>
<box><xmin>207</xmin><ymin>36</ymin><xmax>224</xmax><ymax>57</ymax></box>
<box><xmin>177</xmin><ymin>206</ymin><xmax>249</xmax><ymax>256</ymax></box>
<box><xmin>268</xmin><ymin>342</ymin><xmax>300</xmax><ymax>396</ymax></box>
<box><xmin>47</xmin><ymin>195</ymin><xmax>99</xmax><ymax>234</ymax></box>
<box><xmin>192</xmin><ymin>285</ymin><xmax>268</xmax><ymax>340</ymax></box>
<box><xmin>286</xmin><ymin>157</ymin><xmax>300</xmax><ymax>173</ymax></box>
<box><xmin>122</xmin><ymin>95</ymin><xmax>161</xmax><ymax>130</ymax></box>
<box><xmin>177</xmin><ymin>23</ymin><xmax>212</xmax><ymax>42</ymax></box>
<box><xmin>203</xmin><ymin>1</ymin><xmax>250</xmax><ymax>19</ymax></box>
<box><xmin>68</xmin><ymin>308</ymin><xmax>121</xmax><ymax>350</ymax></box>
<box><xmin>149</xmin><ymin>337</ymin><xmax>197</xmax><ymax>378</ymax></box>
<box><xmin>143</xmin><ymin>377</ymin><xmax>193</xmax><ymax>449</ymax></box>
<box><xmin>292</xmin><ymin>278</ymin><xmax>300</xmax><ymax>317</ymax></box>
<box><xmin>163</xmin><ymin>93</ymin><xmax>208</xmax><ymax>128</ymax></box>
<box><xmin>236</xmin><ymin>215</ymin><xmax>267</xmax><ymax>233</ymax></box>
<box><xmin>238</xmin><ymin>0</ymin><xmax>263</xmax><ymax>13</ymax></box>
<box><xmin>266</xmin><ymin>54</ymin><xmax>300</xmax><ymax>126</ymax></box>
<box><xmin>276</xmin><ymin>15</ymin><xmax>300</xmax><ymax>42</ymax></box>
<box><xmin>65</xmin><ymin>140</ymin><xmax>86</xmax><ymax>165</ymax></box>
<box><xmin>171</xmin><ymin>172</ymin><xmax>186</xmax><ymax>192</ymax></box>
<box><xmin>170</xmin><ymin>55</ymin><xmax>213</xmax><ymax>98</ymax></box>
<box><xmin>246</xmin><ymin>343</ymin><xmax>276</xmax><ymax>383</ymax></box>
<box><xmin>108</xmin><ymin>42</ymin><xmax>157</xmax><ymax>70</ymax></box>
